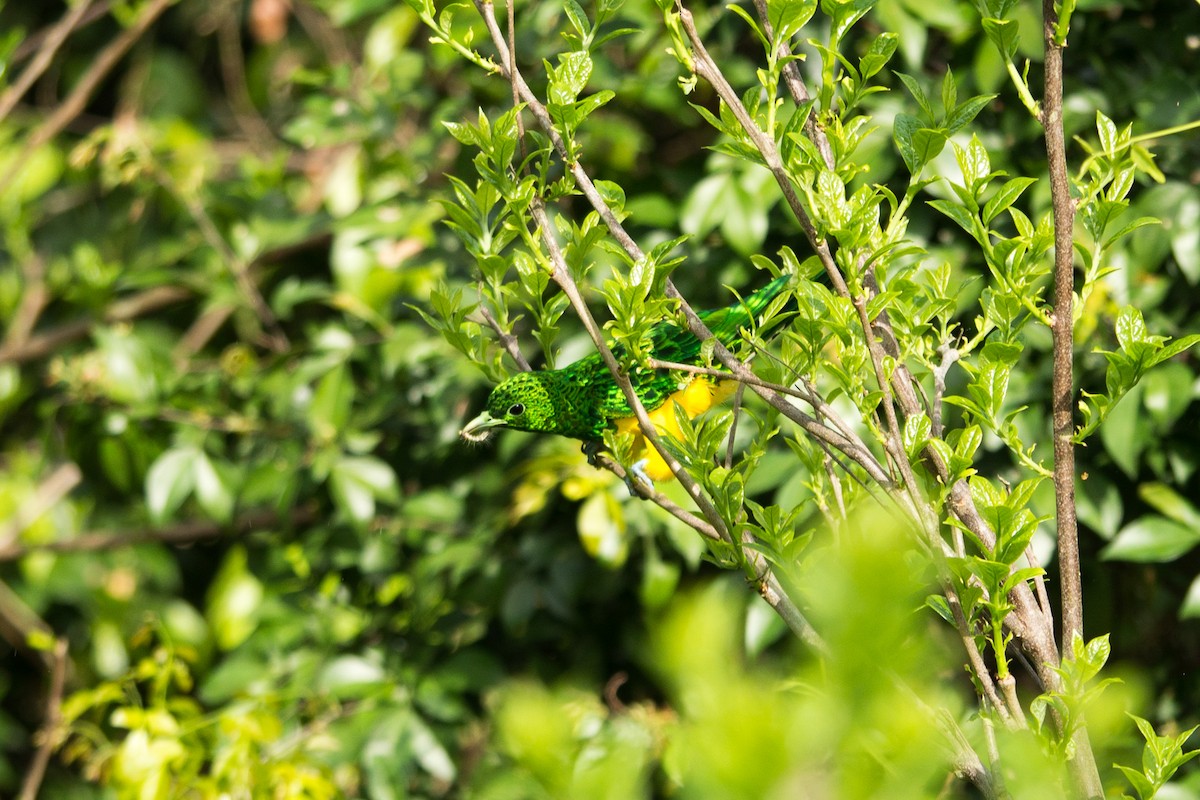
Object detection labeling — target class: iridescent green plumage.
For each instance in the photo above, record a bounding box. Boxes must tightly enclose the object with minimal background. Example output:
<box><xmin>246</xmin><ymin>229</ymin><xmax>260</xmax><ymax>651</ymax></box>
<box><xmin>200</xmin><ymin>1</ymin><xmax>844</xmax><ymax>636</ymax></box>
<box><xmin>461</xmin><ymin>274</ymin><xmax>790</xmax><ymax>443</ymax></box>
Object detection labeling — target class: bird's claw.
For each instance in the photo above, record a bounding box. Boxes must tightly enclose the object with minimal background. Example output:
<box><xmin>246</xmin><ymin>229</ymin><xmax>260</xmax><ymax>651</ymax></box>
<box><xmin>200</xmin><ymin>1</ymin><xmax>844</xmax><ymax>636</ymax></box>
<box><xmin>624</xmin><ymin>458</ymin><xmax>653</xmax><ymax>497</ymax></box>
<box><xmin>581</xmin><ymin>440</ymin><xmax>601</xmax><ymax>467</ymax></box>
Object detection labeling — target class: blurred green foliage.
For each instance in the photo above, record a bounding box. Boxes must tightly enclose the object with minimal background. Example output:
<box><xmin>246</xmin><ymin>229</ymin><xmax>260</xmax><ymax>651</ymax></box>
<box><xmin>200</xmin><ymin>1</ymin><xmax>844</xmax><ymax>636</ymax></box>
<box><xmin>0</xmin><ymin>0</ymin><xmax>1197</xmax><ymax>797</ymax></box>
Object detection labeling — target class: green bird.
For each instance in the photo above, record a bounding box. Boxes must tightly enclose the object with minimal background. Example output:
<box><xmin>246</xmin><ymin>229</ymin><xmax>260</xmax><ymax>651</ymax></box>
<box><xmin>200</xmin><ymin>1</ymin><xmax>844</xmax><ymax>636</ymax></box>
<box><xmin>460</xmin><ymin>274</ymin><xmax>790</xmax><ymax>483</ymax></box>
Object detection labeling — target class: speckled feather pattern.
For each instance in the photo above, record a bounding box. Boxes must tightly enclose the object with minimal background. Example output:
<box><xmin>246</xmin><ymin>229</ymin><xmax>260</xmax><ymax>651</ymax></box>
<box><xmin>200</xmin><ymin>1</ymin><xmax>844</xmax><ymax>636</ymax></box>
<box><xmin>481</xmin><ymin>274</ymin><xmax>790</xmax><ymax>441</ymax></box>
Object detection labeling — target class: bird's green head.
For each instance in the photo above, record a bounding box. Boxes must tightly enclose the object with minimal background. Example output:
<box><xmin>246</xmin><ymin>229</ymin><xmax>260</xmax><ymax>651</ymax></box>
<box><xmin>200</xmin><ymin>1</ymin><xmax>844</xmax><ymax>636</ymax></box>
<box><xmin>460</xmin><ymin>371</ymin><xmax>563</xmax><ymax>441</ymax></box>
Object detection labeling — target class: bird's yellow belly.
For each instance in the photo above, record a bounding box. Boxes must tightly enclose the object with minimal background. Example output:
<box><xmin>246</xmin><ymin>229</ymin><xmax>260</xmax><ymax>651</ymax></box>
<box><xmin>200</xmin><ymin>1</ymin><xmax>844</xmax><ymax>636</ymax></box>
<box><xmin>614</xmin><ymin>378</ymin><xmax>736</xmax><ymax>481</ymax></box>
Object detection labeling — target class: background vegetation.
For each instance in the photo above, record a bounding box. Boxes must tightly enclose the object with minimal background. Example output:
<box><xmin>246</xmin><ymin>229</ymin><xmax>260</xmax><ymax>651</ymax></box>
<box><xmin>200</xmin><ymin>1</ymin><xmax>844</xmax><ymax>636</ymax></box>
<box><xmin>0</xmin><ymin>0</ymin><xmax>1198</xmax><ymax>797</ymax></box>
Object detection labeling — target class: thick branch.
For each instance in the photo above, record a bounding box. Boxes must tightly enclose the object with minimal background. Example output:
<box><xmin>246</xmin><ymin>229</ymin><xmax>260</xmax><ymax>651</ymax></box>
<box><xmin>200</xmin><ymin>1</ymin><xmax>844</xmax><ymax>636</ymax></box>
<box><xmin>1042</xmin><ymin>4</ymin><xmax>1102</xmax><ymax>797</ymax></box>
<box><xmin>1041</xmin><ymin>0</ymin><xmax>1083</xmax><ymax>658</ymax></box>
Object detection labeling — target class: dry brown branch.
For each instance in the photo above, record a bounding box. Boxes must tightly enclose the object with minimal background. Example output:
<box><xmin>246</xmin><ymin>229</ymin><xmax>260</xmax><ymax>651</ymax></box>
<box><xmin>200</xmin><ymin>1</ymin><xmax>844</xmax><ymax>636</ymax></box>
<box><xmin>173</xmin><ymin>304</ymin><xmax>236</xmax><ymax>364</ymax></box>
<box><xmin>0</xmin><ymin>505</ymin><xmax>319</xmax><ymax>562</ymax></box>
<box><xmin>17</xmin><ymin>637</ymin><xmax>69</xmax><ymax>800</ymax></box>
<box><xmin>11</xmin><ymin>3</ymin><xmax>113</xmax><ymax>65</ymax></box>
<box><xmin>3</xmin><ymin>256</ymin><xmax>50</xmax><ymax>351</ymax></box>
<box><xmin>157</xmin><ymin>166</ymin><xmax>289</xmax><ymax>352</ymax></box>
<box><xmin>0</xmin><ymin>463</ymin><xmax>82</xmax><ymax>555</ymax></box>
<box><xmin>0</xmin><ymin>285</ymin><xmax>190</xmax><ymax>366</ymax></box>
<box><xmin>1041</xmin><ymin>2</ymin><xmax>1102</xmax><ymax>795</ymax></box>
<box><xmin>0</xmin><ymin>0</ymin><xmax>176</xmax><ymax>194</ymax></box>
<box><xmin>477</xmin><ymin>304</ymin><xmax>531</xmax><ymax>371</ymax></box>
<box><xmin>215</xmin><ymin>0</ymin><xmax>279</xmax><ymax>153</ymax></box>
<box><xmin>1041</xmin><ymin>0</ymin><xmax>1084</xmax><ymax>656</ymax></box>
<box><xmin>0</xmin><ymin>0</ymin><xmax>98</xmax><ymax>123</ymax></box>
<box><xmin>0</xmin><ymin>580</ymin><xmax>56</xmax><ymax>669</ymax></box>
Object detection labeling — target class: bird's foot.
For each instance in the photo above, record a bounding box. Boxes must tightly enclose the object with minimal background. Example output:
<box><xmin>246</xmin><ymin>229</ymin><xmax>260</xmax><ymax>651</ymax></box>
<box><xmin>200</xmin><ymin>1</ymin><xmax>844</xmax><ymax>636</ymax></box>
<box><xmin>624</xmin><ymin>458</ymin><xmax>654</xmax><ymax>497</ymax></box>
<box><xmin>581</xmin><ymin>440</ymin><xmax>601</xmax><ymax>467</ymax></box>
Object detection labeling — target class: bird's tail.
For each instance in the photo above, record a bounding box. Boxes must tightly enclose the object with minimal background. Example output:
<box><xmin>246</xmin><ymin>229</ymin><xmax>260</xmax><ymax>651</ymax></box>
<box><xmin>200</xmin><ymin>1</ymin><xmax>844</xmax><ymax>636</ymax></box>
<box><xmin>705</xmin><ymin>272</ymin><xmax>793</xmax><ymax>345</ymax></box>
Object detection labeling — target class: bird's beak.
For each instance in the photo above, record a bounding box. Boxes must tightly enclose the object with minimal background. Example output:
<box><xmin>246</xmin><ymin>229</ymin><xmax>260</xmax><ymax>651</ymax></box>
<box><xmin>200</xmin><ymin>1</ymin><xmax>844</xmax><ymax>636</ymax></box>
<box><xmin>460</xmin><ymin>411</ymin><xmax>506</xmax><ymax>442</ymax></box>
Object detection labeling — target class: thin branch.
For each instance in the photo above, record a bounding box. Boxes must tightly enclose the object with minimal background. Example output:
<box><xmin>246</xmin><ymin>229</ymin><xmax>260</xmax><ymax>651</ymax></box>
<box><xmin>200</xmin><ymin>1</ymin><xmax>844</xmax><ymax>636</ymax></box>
<box><xmin>0</xmin><ymin>285</ymin><xmax>191</xmax><ymax>366</ymax></box>
<box><xmin>0</xmin><ymin>580</ymin><xmax>56</xmax><ymax>669</ymax></box>
<box><xmin>477</xmin><ymin>303</ymin><xmax>531</xmax><ymax>371</ymax></box>
<box><xmin>2</xmin><ymin>256</ymin><xmax>50</xmax><ymax>351</ymax></box>
<box><xmin>647</xmin><ymin>356</ymin><xmax>892</xmax><ymax>489</ymax></box>
<box><xmin>758</xmin><ymin>572</ymin><xmax>828</xmax><ymax>653</ymax></box>
<box><xmin>0</xmin><ymin>0</ymin><xmax>98</xmax><ymax>123</ymax></box>
<box><xmin>931</xmin><ymin>343</ymin><xmax>959</xmax><ymax>439</ymax></box>
<box><xmin>0</xmin><ymin>0</ymin><xmax>175</xmax><ymax>194</ymax></box>
<box><xmin>11</xmin><ymin>2</ymin><xmax>113</xmax><ymax>65</ymax></box>
<box><xmin>173</xmin><ymin>303</ymin><xmax>236</xmax><ymax>364</ymax></box>
<box><xmin>215</xmin><ymin>0</ymin><xmax>278</xmax><ymax>153</ymax></box>
<box><xmin>746</xmin><ymin>0</ymin><xmax>835</xmax><ymax>170</ymax></box>
<box><xmin>17</xmin><ymin>638</ymin><xmax>69</xmax><ymax>800</ymax></box>
<box><xmin>154</xmin><ymin>165</ymin><xmax>289</xmax><ymax>352</ymax></box>
<box><xmin>0</xmin><ymin>505</ymin><xmax>319</xmax><ymax>562</ymax></box>
<box><xmin>0</xmin><ymin>463</ymin><xmax>82</xmax><ymax>556</ymax></box>
<box><xmin>592</xmin><ymin>453</ymin><xmax>720</xmax><ymax>540</ymax></box>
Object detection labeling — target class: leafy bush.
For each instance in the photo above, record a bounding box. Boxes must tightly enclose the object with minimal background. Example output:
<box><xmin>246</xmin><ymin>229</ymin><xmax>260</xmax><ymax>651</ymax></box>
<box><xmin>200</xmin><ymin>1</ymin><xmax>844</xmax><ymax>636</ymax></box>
<box><xmin>0</xmin><ymin>0</ymin><xmax>1198</xmax><ymax>797</ymax></box>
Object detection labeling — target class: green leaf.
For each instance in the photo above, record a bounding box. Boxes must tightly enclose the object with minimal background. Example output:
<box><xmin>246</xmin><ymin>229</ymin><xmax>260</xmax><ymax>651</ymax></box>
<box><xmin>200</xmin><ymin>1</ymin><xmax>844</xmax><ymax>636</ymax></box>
<box><xmin>1180</xmin><ymin>574</ymin><xmax>1200</xmax><ymax>619</ymax></box>
<box><xmin>982</xmin><ymin>177</ymin><xmax>1037</xmax><ymax>225</ymax></box>
<box><xmin>548</xmin><ymin>51</ymin><xmax>592</xmax><ymax>105</ymax></box>
<box><xmin>309</xmin><ymin>363</ymin><xmax>354</xmax><ymax>440</ymax></box>
<box><xmin>910</xmin><ymin>127</ymin><xmax>949</xmax><ymax>169</ymax></box>
<box><xmin>946</xmin><ymin>94</ymin><xmax>996</xmax><ymax>134</ymax></box>
<box><xmin>331</xmin><ymin>456</ymin><xmax>401</xmax><ymax>526</ymax></box>
<box><xmin>767</xmin><ymin>0</ymin><xmax>817</xmax><ymax>40</ymax></box>
<box><xmin>1139</xmin><ymin>483</ymin><xmax>1200</xmax><ymax>530</ymax></box>
<box><xmin>192</xmin><ymin>451</ymin><xmax>235</xmax><ymax>524</ymax></box>
<box><xmin>146</xmin><ymin>447</ymin><xmax>197</xmax><ymax>523</ymax></box>
<box><xmin>982</xmin><ymin>17</ymin><xmax>1018</xmax><ymax>59</ymax></box>
<box><xmin>206</xmin><ymin>546</ymin><xmax>264</xmax><ymax>650</ymax></box>
<box><xmin>858</xmin><ymin>33</ymin><xmax>898</xmax><ymax>81</ymax></box>
<box><xmin>928</xmin><ymin>199</ymin><xmax>979</xmax><ymax>241</ymax></box>
<box><xmin>1099</xmin><ymin>382</ymin><xmax>1147</xmax><ymax>477</ymax></box>
<box><xmin>1102</xmin><ymin>516</ymin><xmax>1200</xmax><ymax>563</ymax></box>
<box><xmin>894</xmin><ymin>72</ymin><xmax>934</xmax><ymax>121</ymax></box>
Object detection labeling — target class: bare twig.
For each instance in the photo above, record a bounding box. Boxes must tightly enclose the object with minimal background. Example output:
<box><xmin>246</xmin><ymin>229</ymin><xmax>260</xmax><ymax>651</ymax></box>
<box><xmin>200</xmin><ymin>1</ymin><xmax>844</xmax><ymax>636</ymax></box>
<box><xmin>155</xmin><ymin>166</ymin><xmax>289</xmax><ymax>352</ymax></box>
<box><xmin>11</xmin><ymin>3</ymin><xmax>113</xmax><ymax>65</ymax></box>
<box><xmin>0</xmin><ymin>463</ymin><xmax>82</xmax><ymax>556</ymax></box>
<box><xmin>3</xmin><ymin>256</ymin><xmax>50</xmax><ymax>351</ymax></box>
<box><xmin>17</xmin><ymin>638</ymin><xmax>69</xmax><ymax>800</ymax></box>
<box><xmin>0</xmin><ymin>505</ymin><xmax>319</xmax><ymax>562</ymax></box>
<box><xmin>215</xmin><ymin>0</ymin><xmax>278</xmax><ymax>153</ymax></box>
<box><xmin>0</xmin><ymin>0</ymin><xmax>176</xmax><ymax>194</ymax></box>
<box><xmin>0</xmin><ymin>0</ymin><xmax>98</xmax><ymax>123</ymax></box>
<box><xmin>0</xmin><ymin>285</ymin><xmax>191</xmax><ymax>366</ymax></box>
<box><xmin>174</xmin><ymin>304</ymin><xmax>236</xmax><ymax>364</ymax></box>
<box><xmin>0</xmin><ymin>580</ymin><xmax>56</xmax><ymax>669</ymax></box>
<box><xmin>931</xmin><ymin>343</ymin><xmax>959</xmax><ymax>439</ymax></box>
<box><xmin>477</xmin><ymin>303</ymin><xmax>531</xmax><ymax>371</ymax></box>
<box><xmin>592</xmin><ymin>453</ymin><xmax>720</xmax><ymax>540</ymax></box>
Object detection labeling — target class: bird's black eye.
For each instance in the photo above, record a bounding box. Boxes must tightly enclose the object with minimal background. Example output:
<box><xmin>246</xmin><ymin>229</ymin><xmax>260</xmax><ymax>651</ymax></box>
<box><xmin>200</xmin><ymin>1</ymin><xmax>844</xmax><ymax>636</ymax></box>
<box><xmin>508</xmin><ymin>403</ymin><xmax>525</xmax><ymax>416</ymax></box>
